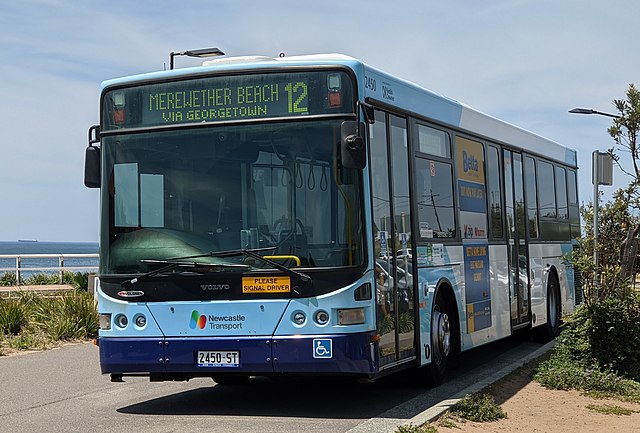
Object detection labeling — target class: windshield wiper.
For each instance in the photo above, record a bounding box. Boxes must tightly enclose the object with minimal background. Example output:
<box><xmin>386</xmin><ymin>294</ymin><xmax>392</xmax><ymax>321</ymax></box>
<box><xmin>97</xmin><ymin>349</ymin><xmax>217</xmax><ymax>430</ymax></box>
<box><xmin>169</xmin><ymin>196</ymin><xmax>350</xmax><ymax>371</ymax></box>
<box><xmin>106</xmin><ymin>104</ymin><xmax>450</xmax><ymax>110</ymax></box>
<box><xmin>121</xmin><ymin>253</ymin><xmax>250</xmax><ymax>288</ymax></box>
<box><xmin>120</xmin><ymin>248</ymin><xmax>312</xmax><ymax>293</ymax></box>
<box><xmin>208</xmin><ymin>248</ymin><xmax>312</xmax><ymax>293</ymax></box>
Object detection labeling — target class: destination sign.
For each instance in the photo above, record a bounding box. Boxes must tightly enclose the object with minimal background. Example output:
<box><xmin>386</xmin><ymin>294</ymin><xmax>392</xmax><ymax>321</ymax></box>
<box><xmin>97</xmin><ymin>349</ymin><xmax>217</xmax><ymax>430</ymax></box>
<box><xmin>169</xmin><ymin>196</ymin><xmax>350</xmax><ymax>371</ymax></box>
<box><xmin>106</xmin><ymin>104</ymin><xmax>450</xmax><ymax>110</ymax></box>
<box><xmin>102</xmin><ymin>71</ymin><xmax>353</xmax><ymax>130</ymax></box>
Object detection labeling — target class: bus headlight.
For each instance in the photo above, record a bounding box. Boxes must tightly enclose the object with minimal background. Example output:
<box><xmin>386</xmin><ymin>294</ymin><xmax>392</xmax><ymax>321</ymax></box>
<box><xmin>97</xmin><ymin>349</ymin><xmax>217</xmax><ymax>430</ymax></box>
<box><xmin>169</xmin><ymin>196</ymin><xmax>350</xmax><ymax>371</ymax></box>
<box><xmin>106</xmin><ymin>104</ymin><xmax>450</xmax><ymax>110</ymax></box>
<box><xmin>314</xmin><ymin>310</ymin><xmax>330</xmax><ymax>325</ymax></box>
<box><xmin>338</xmin><ymin>308</ymin><xmax>365</xmax><ymax>325</ymax></box>
<box><xmin>114</xmin><ymin>314</ymin><xmax>128</xmax><ymax>329</ymax></box>
<box><xmin>99</xmin><ymin>313</ymin><xmax>112</xmax><ymax>330</ymax></box>
<box><xmin>292</xmin><ymin>311</ymin><xmax>306</xmax><ymax>325</ymax></box>
<box><xmin>134</xmin><ymin>314</ymin><xmax>147</xmax><ymax>329</ymax></box>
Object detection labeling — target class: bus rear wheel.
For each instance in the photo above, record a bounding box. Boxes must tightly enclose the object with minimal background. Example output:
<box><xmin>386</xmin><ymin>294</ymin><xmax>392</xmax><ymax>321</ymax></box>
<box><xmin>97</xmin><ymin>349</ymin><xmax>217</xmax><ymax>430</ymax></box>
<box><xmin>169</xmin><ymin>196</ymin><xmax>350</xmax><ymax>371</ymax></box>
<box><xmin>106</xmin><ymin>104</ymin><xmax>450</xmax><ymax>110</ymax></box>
<box><xmin>534</xmin><ymin>274</ymin><xmax>561</xmax><ymax>342</ymax></box>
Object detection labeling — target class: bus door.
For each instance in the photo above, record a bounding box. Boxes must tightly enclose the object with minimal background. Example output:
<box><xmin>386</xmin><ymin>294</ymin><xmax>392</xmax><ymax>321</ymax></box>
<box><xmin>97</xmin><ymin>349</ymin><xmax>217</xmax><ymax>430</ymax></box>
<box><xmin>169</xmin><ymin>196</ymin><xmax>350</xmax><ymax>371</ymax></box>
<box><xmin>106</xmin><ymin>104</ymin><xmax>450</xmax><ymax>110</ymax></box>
<box><xmin>370</xmin><ymin>110</ymin><xmax>416</xmax><ymax>367</ymax></box>
<box><xmin>503</xmin><ymin>151</ymin><xmax>530</xmax><ymax>328</ymax></box>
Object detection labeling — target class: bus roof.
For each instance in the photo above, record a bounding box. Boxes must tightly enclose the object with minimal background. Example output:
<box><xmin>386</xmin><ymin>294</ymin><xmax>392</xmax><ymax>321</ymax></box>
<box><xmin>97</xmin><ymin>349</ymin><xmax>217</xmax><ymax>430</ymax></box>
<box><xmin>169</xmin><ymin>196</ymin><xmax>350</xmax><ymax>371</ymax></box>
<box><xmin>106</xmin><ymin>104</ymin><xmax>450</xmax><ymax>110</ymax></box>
<box><xmin>102</xmin><ymin>53</ymin><xmax>576</xmax><ymax>167</ymax></box>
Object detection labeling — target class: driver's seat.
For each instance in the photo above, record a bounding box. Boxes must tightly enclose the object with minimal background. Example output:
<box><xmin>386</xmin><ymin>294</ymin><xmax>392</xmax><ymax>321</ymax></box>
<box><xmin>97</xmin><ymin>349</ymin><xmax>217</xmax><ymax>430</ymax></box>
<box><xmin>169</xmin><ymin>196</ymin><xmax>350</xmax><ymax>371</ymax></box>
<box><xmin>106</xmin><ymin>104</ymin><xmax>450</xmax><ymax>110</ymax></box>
<box><xmin>275</xmin><ymin>226</ymin><xmax>309</xmax><ymax>266</ymax></box>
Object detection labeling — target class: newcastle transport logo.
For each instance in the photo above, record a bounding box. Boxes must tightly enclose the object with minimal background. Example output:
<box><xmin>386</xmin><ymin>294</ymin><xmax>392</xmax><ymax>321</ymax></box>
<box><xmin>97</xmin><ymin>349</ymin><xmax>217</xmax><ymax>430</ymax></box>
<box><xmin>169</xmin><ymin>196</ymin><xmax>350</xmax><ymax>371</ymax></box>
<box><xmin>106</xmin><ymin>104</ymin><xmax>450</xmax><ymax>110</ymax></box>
<box><xmin>189</xmin><ymin>310</ymin><xmax>247</xmax><ymax>330</ymax></box>
<box><xmin>190</xmin><ymin>310</ymin><xmax>207</xmax><ymax>329</ymax></box>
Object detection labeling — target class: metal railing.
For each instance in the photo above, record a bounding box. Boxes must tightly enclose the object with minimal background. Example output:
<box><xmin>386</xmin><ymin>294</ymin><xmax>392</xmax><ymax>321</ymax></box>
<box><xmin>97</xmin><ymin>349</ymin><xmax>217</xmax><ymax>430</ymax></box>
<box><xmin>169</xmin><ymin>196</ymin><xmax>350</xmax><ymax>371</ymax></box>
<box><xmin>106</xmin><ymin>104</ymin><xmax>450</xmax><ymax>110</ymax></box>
<box><xmin>0</xmin><ymin>254</ymin><xmax>99</xmax><ymax>285</ymax></box>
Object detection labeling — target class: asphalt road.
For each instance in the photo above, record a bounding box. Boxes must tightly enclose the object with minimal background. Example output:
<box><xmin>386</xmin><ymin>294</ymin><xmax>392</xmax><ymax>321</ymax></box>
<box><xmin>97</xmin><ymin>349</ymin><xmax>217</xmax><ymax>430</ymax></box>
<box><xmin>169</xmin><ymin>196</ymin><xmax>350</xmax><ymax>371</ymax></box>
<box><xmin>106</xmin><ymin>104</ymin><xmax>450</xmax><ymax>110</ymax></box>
<box><xmin>0</xmin><ymin>337</ymin><xmax>545</xmax><ymax>433</ymax></box>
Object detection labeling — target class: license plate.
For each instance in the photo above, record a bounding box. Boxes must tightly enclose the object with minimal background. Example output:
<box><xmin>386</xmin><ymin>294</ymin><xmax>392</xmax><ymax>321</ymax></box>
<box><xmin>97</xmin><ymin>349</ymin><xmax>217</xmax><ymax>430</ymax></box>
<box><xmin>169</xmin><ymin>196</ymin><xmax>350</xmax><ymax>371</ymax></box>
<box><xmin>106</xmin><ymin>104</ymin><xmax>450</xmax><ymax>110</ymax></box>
<box><xmin>197</xmin><ymin>351</ymin><xmax>240</xmax><ymax>367</ymax></box>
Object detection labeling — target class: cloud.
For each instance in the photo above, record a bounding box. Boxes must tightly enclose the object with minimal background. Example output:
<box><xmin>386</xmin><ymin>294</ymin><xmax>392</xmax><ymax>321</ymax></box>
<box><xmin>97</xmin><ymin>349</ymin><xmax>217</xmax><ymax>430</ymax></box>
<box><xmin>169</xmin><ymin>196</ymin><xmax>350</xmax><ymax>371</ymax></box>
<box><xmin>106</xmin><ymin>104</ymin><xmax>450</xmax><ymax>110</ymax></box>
<box><xmin>1</xmin><ymin>0</ymin><xmax>639</xmax><ymax>240</ymax></box>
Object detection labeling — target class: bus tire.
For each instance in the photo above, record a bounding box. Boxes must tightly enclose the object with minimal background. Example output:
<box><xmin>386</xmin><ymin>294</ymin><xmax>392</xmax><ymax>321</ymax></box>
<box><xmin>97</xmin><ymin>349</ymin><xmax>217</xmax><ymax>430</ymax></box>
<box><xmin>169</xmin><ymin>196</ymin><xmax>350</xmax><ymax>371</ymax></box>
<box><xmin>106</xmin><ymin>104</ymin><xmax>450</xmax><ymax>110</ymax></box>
<box><xmin>212</xmin><ymin>375</ymin><xmax>250</xmax><ymax>385</ymax></box>
<box><xmin>423</xmin><ymin>288</ymin><xmax>454</xmax><ymax>386</ymax></box>
<box><xmin>534</xmin><ymin>273</ymin><xmax>561</xmax><ymax>342</ymax></box>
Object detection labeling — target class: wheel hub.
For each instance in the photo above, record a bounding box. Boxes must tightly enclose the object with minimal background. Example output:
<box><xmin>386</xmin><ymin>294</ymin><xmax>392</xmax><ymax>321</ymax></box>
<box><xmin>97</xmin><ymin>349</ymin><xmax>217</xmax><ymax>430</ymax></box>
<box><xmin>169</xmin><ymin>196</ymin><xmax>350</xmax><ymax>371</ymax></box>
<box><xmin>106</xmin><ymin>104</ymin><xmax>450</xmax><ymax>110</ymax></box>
<box><xmin>433</xmin><ymin>310</ymin><xmax>451</xmax><ymax>358</ymax></box>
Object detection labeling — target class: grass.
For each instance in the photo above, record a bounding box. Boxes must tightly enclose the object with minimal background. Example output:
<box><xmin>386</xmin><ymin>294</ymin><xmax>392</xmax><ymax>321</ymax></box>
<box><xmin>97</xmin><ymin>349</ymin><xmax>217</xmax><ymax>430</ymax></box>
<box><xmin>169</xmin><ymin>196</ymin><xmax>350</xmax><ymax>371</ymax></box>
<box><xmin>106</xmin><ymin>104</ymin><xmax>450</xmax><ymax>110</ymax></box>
<box><xmin>1</xmin><ymin>271</ymin><xmax>91</xmax><ymax>290</ymax></box>
<box><xmin>395</xmin><ymin>424</ymin><xmax>438</xmax><ymax>433</ymax></box>
<box><xmin>394</xmin><ymin>393</ymin><xmax>506</xmax><ymax>433</ymax></box>
<box><xmin>0</xmin><ymin>289</ymin><xmax>98</xmax><ymax>355</ymax></box>
<box><xmin>534</xmin><ymin>334</ymin><xmax>640</xmax><ymax>403</ymax></box>
<box><xmin>586</xmin><ymin>403</ymin><xmax>637</xmax><ymax>416</ymax></box>
<box><xmin>449</xmin><ymin>393</ymin><xmax>507</xmax><ymax>422</ymax></box>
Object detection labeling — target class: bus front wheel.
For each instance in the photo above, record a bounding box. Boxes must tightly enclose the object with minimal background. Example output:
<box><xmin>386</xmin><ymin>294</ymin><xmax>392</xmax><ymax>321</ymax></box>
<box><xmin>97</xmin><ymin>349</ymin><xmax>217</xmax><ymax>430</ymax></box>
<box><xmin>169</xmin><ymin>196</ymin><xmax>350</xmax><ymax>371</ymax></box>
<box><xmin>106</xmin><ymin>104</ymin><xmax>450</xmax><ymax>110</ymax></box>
<box><xmin>422</xmin><ymin>289</ymin><xmax>454</xmax><ymax>386</ymax></box>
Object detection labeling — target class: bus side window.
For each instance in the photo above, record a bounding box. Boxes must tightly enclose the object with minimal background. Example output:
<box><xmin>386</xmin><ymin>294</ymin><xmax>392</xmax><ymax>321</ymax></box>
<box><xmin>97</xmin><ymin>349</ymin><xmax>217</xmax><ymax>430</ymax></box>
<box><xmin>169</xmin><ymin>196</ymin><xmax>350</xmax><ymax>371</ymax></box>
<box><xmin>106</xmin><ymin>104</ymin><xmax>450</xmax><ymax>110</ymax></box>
<box><xmin>537</xmin><ymin>161</ymin><xmax>556</xmax><ymax>218</ymax></box>
<box><xmin>414</xmin><ymin>158</ymin><xmax>455</xmax><ymax>238</ymax></box>
<box><xmin>524</xmin><ymin>156</ymin><xmax>539</xmax><ymax>239</ymax></box>
<box><xmin>487</xmin><ymin>146</ymin><xmax>504</xmax><ymax>239</ymax></box>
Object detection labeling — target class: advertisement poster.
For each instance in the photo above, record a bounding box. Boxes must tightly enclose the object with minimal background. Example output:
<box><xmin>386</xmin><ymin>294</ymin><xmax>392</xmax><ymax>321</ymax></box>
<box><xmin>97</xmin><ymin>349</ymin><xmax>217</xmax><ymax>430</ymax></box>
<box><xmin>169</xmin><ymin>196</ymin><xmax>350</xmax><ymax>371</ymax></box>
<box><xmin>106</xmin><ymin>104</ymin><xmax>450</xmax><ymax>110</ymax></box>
<box><xmin>456</xmin><ymin>137</ymin><xmax>491</xmax><ymax>332</ymax></box>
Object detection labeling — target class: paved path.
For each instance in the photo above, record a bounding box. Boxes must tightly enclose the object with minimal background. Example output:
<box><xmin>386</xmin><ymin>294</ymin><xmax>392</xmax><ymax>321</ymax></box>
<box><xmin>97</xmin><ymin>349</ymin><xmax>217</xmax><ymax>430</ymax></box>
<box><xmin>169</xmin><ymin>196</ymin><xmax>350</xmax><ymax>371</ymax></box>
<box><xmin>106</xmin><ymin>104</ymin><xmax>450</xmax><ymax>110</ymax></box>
<box><xmin>0</xmin><ymin>338</ymin><xmax>550</xmax><ymax>433</ymax></box>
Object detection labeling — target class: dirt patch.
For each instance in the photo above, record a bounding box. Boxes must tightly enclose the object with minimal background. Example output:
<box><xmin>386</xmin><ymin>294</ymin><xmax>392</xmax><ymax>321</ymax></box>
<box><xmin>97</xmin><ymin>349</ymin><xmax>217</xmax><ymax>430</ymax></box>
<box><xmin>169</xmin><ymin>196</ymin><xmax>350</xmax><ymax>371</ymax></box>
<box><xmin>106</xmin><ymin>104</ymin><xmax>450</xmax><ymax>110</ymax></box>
<box><xmin>436</xmin><ymin>361</ymin><xmax>640</xmax><ymax>433</ymax></box>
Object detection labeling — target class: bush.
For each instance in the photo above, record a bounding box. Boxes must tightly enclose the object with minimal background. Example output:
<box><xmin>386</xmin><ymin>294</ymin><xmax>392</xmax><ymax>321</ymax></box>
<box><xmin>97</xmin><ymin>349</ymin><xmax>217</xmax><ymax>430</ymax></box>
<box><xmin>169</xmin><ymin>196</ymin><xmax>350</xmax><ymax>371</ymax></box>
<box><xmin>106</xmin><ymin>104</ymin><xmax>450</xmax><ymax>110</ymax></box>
<box><xmin>535</xmin><ymin>293</ymin><xmax>640</xmax><ymax>401</ymax></box>
<box><xmin>31</xmin><ymin>290</ymin><xmax>98</xmax><ymax>341</ymax></box>
<box><xmin>24</xmin><ymin>273</ymin><xmax>60</xmax><ymax>285</ymax></box>
<box><xmin>395</xmin><ymin>424</ymin><xmax>437</xmax><ymax>433</ymax></box>
<box><xmin>0</xmin><ymin>272</ymin><xmax>18</xmax><ymax>286</ymax></box>
<box><xmin>0</xmin><ymin>300</ymin><xmax>27</xmax><ymax>335</ymax></box>
<box><xmin>63</xmin><ymin>272</ymin><xmax>90</xmax><ymax>291</ymax></box>
<box><xmin>449</xmin><ymin>393</ymin><xmax>507</xmax><ymax>422</ymax></box>
<box><xmin>587</xmin><ymin>294</ymin><xmax>640</xmax><ymax>380</ymax></box>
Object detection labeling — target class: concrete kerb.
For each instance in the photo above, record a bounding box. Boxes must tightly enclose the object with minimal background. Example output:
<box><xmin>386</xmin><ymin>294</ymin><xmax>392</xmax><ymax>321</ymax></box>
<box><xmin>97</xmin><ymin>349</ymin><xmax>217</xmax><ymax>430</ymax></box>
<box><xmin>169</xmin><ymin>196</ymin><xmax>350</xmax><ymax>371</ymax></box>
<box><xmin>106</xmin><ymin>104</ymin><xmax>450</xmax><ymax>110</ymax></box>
<box><xmin>407</xmin><ymin>339</ymin><xmax>557</xmax><ymax>427</ymax></box>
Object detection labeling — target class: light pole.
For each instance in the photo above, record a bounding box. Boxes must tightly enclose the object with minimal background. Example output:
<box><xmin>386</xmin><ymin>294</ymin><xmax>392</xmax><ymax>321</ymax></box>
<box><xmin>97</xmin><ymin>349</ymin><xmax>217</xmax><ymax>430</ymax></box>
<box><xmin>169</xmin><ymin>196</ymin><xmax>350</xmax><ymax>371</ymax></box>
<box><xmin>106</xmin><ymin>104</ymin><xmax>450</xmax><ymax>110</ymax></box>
<box><xmin>568</xmin><ymin>108</ymin><xmax>620</xmax><ymax>119</ymax></box>
<box><xmin>169</xmin><ymin>47</ymin><xmax>225</xmax><ymax>70</ymax></box>
<box><xmin>569</xmin><ymin>107</ymin><xmax>617</xmax><ymax>297</ymax></box>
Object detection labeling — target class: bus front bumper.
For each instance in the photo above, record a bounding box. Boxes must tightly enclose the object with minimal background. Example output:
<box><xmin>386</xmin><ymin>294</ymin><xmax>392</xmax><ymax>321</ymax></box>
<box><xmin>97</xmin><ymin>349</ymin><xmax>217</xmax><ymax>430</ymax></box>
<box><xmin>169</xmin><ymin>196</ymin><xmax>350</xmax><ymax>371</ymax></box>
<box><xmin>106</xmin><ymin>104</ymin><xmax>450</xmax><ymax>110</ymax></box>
<box><xmin>98</xmin><ymin>332</ymin><xmax>378</xmax><ymax>379</ymax></box>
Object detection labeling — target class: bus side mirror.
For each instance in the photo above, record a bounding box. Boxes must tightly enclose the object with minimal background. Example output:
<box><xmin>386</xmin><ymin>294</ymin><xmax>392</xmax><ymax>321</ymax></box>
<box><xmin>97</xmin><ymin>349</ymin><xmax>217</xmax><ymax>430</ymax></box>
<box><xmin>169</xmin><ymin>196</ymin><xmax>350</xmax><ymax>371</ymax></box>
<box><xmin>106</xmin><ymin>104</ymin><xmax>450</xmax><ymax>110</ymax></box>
<box><xmin>340</xmin><ymin>121</ymin><xmax>366</xmax><ymax>170</ymax></box>
<box><xmin>84</xmin><ymin>145</ymin><xmax>101</xmax><ymax>188</ymax></box>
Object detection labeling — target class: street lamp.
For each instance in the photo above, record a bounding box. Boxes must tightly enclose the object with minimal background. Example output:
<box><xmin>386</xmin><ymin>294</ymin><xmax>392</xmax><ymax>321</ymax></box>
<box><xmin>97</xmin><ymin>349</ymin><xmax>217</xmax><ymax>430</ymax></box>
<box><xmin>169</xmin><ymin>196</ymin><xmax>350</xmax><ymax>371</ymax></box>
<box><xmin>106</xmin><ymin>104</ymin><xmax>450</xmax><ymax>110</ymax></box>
<box><xmin>569</xmin><ymin>107</ymin><xmax>616</xmax><ymax>298</ymax></box>
<box><xmin>169</xmin><ymin>47</ymin><xmax>225</xmax><ymax>70</ymax></box>
<box><xmin>568</xmin><ymin>107</ymin><xmax>620</xmax><ymax>118</ymax></box>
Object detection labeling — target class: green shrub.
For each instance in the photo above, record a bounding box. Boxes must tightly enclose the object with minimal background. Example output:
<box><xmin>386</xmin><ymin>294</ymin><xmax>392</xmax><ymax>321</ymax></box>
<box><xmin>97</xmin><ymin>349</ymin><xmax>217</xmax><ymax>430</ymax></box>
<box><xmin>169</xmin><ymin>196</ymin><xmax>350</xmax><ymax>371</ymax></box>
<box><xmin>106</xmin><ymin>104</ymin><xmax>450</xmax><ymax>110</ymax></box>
<box><xmin>0</xmin><ymin>300</ymin><xmax>28</xmax><ymax>335</ymax></box>
<box><xmin>2</xmin><ymin>331</ymin><xmax>49</xmax><ymax>351</ymax></box>
<box><xmin>587</xmin><ymin>294</ymin><xmax>640</xmax><ymax>381</ymax></box>
<box><xmin>535</xmin><ymin>294</ymin><xmax>640</xmax><ymax>401</ymax></box>
<box><xmin>395</xmin><ymin>424</ymin><xmax>437</xmax><ymax>433</ymax></box>
<box><xmin>450</xmin><ymin>393</ymin><xmax>506</xmax><ymax>422</ymax></box>
<box><xmin>63</xmin><ymin>272</ymin><xmax>90</xmax><ymax>290</ymax></box>
<box><xmin>31</xmin><ymin>290</ymin><xmax>98</xmax><ymax>340</ymax></box>
<box><xmin>0</xmin><ymin>272</ymin><xmax>18</xmax><ymax>286</ymax></box>
<box><xmin>24</xmin><ymin>273</ymin><xmax>60</xmax><ymax>286</ymax></box>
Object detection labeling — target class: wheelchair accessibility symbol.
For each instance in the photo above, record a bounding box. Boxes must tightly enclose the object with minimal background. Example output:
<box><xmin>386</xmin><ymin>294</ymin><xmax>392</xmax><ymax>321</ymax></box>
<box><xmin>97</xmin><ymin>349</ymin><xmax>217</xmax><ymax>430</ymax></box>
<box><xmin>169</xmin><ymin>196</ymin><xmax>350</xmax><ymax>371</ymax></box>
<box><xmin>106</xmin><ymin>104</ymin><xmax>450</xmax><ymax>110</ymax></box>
<box><xmin>313</xmin><ymin>338</ymin><xmax>333</xmax><ymax>359</ymax></box>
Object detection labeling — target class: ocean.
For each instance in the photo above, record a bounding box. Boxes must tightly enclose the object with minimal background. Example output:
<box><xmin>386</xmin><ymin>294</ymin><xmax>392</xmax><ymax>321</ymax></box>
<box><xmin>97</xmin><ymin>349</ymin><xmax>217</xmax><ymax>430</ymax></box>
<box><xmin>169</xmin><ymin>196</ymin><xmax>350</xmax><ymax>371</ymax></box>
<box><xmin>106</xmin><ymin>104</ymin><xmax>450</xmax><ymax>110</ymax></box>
<box><xmin>0</xmin><ymin>241</ymin><xmax>99</xmax><ymax>278</ymax></box>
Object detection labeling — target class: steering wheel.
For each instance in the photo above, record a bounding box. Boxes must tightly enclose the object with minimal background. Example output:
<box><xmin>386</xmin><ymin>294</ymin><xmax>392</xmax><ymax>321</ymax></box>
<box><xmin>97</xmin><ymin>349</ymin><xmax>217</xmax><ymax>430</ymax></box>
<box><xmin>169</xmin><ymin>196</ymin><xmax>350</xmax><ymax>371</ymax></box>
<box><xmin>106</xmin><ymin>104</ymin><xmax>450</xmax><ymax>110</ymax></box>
<box><xmin>272</xmin><ymin>218</ymin><xmax>306</xmax><ymax>241</ymax></box>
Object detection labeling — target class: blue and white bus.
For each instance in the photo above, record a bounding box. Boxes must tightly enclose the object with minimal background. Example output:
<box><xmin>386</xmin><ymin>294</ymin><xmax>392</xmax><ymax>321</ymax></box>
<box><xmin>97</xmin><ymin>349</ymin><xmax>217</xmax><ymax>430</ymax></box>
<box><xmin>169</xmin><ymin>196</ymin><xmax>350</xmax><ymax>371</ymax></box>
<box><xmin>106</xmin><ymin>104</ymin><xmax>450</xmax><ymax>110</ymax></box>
<box><xmin>85</xmin><ymin>53</ymin><xmax>581</xmax><ymax>385</ymax></box>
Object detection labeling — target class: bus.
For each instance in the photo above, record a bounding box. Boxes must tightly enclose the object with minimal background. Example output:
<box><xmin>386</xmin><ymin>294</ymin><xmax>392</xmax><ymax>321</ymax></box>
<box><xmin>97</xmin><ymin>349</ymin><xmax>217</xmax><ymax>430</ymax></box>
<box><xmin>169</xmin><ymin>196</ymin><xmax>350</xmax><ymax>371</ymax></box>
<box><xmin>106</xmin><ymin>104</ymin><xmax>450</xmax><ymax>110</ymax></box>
<box><xmin>84</xmin><ymin>53</ymin><xmax>581</xmax><ymax>386</ymax></box>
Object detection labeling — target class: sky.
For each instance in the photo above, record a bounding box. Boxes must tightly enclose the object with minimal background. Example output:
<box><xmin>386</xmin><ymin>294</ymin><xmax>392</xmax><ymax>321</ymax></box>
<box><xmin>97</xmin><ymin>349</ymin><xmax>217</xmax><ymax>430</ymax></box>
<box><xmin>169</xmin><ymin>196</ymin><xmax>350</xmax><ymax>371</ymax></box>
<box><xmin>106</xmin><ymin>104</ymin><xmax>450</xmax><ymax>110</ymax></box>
<box><xmin>0</xmin><ymin>0</ymin><xmax>638</xmax><ymax>242</ymax></box>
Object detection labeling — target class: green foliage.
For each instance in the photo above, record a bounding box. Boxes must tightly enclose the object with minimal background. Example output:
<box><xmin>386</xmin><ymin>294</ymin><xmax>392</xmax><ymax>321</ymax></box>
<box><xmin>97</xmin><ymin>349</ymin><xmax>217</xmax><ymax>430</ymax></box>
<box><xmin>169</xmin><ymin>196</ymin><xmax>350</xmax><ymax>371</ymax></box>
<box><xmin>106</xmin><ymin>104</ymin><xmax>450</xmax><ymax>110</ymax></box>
<box><xmin>588</xmin><ymin>294</ymin><xmax>640</xmax><ymax>380</ymax></box>
<box><xmin>31</xmin><ymin>290</ymin><xmax>98</xmax><ymax>340</ymax></box>
<box><xmin>535</xmin><ymin>347</ymin><xmax>638</xmax><ymax>397</ymax></box>
<box><xmin>534</xmin><ymin>297</ymin><xmax>640</xmax><ymax>401</ymax></box>
<box><xmin>576</xmin><ymin>188</ymin><xmax>640</xmax><ymax>302</ymax></box>
<box><xmin>0</xmin><ymin>300</ymin><xmax>27</xmax><ymax>335</ymax></box>
<box><xmin>1</xmin><ymin>272</ymin><xmax>92</xmax><ymax>289</ymax></box>
<box><xmin>399</xmin><ymin>312</ymin><xmax>414</xmax><ymax>333</ymax></box>
<box><xmin>586</xmin><ymin>404</ymin><xmax>637</xmax><ymax>416</ymax></box>
<box><xmin>395</xmin><ymin>424</ymin><xmax>438</xmax><ymax>433</ymax></box>
<box><xmin>63</xmin><ymin>271</ymin><xmax>90</xmax><ymax>290</ymax></box>
<box><xmin>449</xmin><ymin>393</ymin><xmax>506</xmax><ymax>422</ymax></box>
<box><xmin>24</xmin><ymin>272</ymin><xmax>60</xmax><ymax>286</ymax></box>
<box><xmin>380</xmin><ymin>313</ymin><xmax>394</xmax><ymax>334</ymax></box>
<box><xmin>0</xmin><ymin>272</ymin><xmax>18</xmax><ymax>286</ymax></box>
<box><xmin>0</xmin><ymin>290</ymin><xmax>98</xmax><ymax>355</ymax></box>
<box><xmin>608</xmin><ymin>83</ymin><xmax>640</xmax><ymax>180</ymax></box>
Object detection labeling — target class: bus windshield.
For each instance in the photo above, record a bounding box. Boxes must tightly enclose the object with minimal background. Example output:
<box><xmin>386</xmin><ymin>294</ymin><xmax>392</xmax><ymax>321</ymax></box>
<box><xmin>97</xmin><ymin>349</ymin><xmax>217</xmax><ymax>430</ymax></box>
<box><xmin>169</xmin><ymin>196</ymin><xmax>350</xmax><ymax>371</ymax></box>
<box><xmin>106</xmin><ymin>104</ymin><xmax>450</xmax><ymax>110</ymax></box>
<box><xmin>100</xmin><ymin>119</ymin><xmax>365</xmax><ymax>274</ymax></box>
